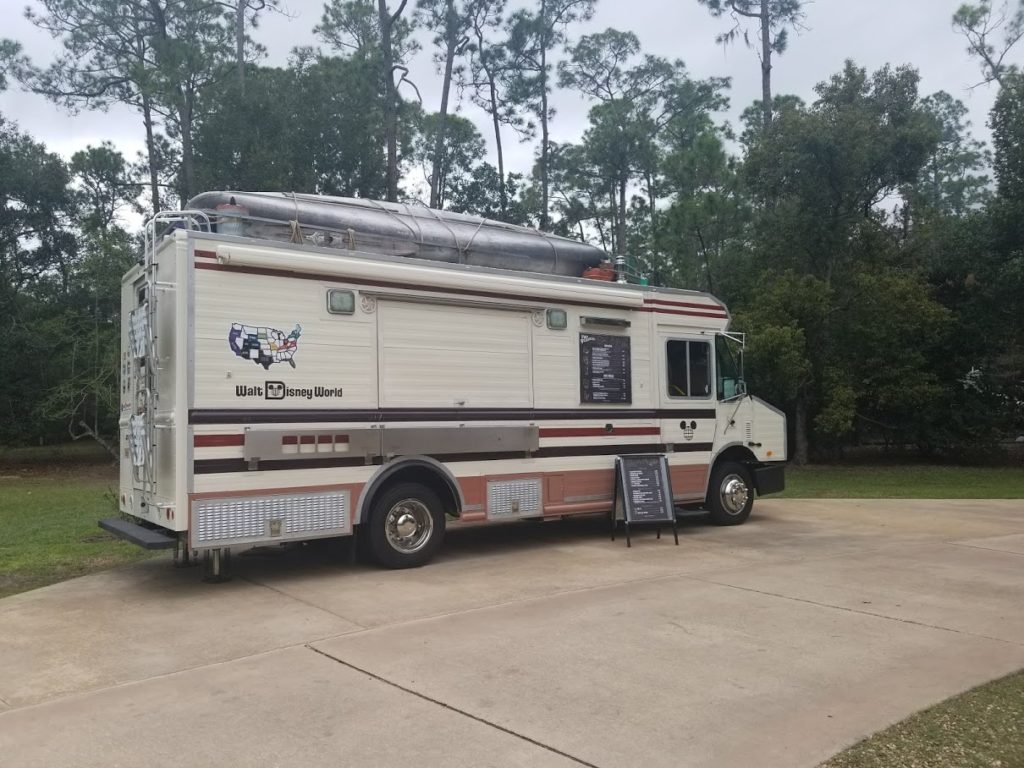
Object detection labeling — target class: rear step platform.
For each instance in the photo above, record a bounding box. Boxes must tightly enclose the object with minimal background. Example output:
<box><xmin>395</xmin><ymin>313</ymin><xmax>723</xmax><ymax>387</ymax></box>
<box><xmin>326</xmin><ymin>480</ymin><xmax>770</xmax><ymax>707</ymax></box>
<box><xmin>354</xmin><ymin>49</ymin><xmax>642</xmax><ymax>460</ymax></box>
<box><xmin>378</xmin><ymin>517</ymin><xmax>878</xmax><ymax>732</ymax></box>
<box><xmin>99</xmin><ymin>518</ymin><xmax>177</xmax><ymax>549</ymax></box>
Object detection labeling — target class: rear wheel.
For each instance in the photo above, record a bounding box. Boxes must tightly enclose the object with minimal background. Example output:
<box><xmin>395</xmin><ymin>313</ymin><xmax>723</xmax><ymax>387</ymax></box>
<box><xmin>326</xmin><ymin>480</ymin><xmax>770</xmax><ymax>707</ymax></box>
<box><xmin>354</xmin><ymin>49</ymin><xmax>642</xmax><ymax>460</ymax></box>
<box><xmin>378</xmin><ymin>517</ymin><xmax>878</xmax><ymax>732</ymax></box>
<box><xmin>707</xmin><ymin>461</ymin><xmax>753</xmax><ymax>525</ymax></box>
<box><xmin>365</xmin><ymin>483</ymin><xmax>446</xmax><ymax>569</ymax></box>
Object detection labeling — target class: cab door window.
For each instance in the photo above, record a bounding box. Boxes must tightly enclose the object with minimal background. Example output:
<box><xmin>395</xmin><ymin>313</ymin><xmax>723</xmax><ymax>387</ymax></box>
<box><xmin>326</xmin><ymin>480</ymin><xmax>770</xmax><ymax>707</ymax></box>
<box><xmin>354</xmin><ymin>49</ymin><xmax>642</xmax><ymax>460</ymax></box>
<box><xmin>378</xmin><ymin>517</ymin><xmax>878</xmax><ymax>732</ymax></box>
<box><xmin>666</xmin><ymin>340</ymin><xmax>711</xmax><ymax>399</ymax></box>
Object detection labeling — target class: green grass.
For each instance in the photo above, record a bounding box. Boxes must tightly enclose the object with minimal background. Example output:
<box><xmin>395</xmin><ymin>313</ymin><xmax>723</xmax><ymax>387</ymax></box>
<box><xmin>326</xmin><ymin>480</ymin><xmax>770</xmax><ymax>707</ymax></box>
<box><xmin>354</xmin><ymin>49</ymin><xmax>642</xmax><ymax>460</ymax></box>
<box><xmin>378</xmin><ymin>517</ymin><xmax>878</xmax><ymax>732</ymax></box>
<box><xmin>0</xmin><ymin>469</ymin><xmax>151</xmax><ymax>598</ymax></box>
<box><xmin>821</xmin><ymin>670</ymin><xmax>1024</xmax><ymax>768</ymax></box>
<box><xmin>781</xmin><ymin>465</ymin><xmax>1024</xmax><ymax>499</ymax></box>
<box><xmin>0</xmin><ymin>441</ymin><xmax>112</xmax><ymax>466</ymax></box>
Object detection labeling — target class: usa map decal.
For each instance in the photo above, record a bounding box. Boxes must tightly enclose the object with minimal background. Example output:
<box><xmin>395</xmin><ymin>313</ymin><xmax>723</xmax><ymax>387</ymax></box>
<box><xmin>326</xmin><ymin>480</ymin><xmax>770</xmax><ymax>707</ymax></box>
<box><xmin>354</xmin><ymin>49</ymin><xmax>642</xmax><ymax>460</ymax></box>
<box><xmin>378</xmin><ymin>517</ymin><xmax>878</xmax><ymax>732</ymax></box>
<box><xmin>228</xmin><ymin>322</ymin><xmax>302</xmax><ymax>369</ymax></box>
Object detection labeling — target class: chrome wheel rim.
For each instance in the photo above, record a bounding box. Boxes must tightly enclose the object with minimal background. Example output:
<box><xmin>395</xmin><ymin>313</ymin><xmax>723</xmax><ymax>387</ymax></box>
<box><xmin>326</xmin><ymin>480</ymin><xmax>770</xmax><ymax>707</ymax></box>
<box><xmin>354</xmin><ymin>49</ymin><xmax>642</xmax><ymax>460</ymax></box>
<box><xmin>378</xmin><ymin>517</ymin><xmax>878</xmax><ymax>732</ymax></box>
<box><xmin>720</xmin><ymin>474</ymin><xmax>749</xmax><ymax>515</ymax></box>
<box><xmin>384</xmin><ymin>499</ymin><xmax>433</xmax><ymax>554</ymax></box>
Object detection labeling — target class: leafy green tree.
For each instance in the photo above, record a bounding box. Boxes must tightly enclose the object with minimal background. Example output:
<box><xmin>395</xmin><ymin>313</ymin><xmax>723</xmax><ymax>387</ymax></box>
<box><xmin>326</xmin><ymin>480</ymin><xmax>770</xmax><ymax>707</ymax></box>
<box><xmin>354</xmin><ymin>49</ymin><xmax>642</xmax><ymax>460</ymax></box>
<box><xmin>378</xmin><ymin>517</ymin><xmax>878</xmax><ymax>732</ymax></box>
<box><xmin>906</xmin><ymin>91</ymin><xmax>990</xmax><ymax>219</ymax></box>
<box><xmin>23</xmin><ymin>0</ymin><xmax>245</xmax><ymax>207</ymax></box>
<box><xmin>559</xmin><ymin>29</ymin><xmax>683</xmax><ymax>257</ymax></box>
<box><xmin>70</xmin><ymin>143</ymin><xmax>143</xmax><ymax>234</ymax></box>
<box><xmin>0</xmin><ymin>118</ymin><xmax>79</xmax><ymax>444</ymax></box>
<box><xmin>447</xmin><ymin>164</ymin><xmax>529</xmax><ymax>223</ymax></box>
<box><xmin>953</xmin><ymin>0</ymin><xmax>1023</xmax><ymax>86</ymax></box>
<box><xmin>741</xmin><ymin>62</ymin><xmax>944</xmax><ymax>462</ymax></box>
<box><xmin>217</xmin><ymin>0</ymin><xmax>283</xmax><ymax>91</ymax></box>
<box><xmin>412</xmin><ymin>112</ymin><xmax>485</xmax><ymax>208</ymax></box>
<box><xmin>459</xmin><ymin>0</ymin><xmax>527</xmax><ymax>218</ymax></box>
<box><xmin>501</xmin><ymin>0</ymin><xmax>596</xmax><ymax>228</ymax></box>
<box><xmin>23</xmin><ymin>0</ymin><xmax>165</xmax><ymax>211</ymax></box>
<box><xmin>193</xmin><ymin>55</ymin><xmax>390</xmax><ymax>197</ymax></box>
<box><xmin>0</xmin><ymin>39</ymin><xmax>28</xmax><ymax>91</ymax></box>
<box><xmin>696</xmin><ymin>0</ymin><xmax>805</xmax><ymax>128</ymax></box>
<box><xmin>416</xmin><ymin>0</ymin><xmax>477</xmax><ymax>208</ymax></box>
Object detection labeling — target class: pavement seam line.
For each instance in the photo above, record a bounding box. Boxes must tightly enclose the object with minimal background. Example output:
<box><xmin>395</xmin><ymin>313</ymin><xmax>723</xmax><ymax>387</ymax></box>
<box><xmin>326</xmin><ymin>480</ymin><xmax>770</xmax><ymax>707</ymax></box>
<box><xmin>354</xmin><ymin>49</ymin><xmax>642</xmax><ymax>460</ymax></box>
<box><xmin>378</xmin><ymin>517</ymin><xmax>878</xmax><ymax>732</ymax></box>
<box><xmin>305</xmin><ymin>644</ymin><xmax>601</xmax><ymax>768</ymax></box>
<box><xmin>0</xmin><ymin>630</ymin><xmax>363</xmax><ymax>716</ymax></box>
<box><xmin>683</xmin><ymin>574</ymin><xmax>1024</xmax><ymax>648</ymax></box>
<box><xmin>238</xmin><ymin>575</ymin><xmax>369</xmax><ymax>630</ymax></box>
<box><xmin>285</xmin><ymin>541</ymin><xmax>927</xmax><ymax>641</ymax></box>
<box><xmin>947</xmin><ymin>542</ymin><xmax>1024</xmax><ymax>558</ymax></box>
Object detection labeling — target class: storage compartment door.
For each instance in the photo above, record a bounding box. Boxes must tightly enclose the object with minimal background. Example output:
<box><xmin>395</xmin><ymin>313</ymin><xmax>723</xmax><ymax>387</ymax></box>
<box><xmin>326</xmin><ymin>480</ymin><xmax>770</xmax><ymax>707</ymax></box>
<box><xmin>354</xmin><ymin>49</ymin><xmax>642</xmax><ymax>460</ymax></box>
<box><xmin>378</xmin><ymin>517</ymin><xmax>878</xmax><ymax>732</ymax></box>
<box><xmin>377</xmin><ymin>301</ymin><xmax>534</xmax><ymax>408</ymax></box>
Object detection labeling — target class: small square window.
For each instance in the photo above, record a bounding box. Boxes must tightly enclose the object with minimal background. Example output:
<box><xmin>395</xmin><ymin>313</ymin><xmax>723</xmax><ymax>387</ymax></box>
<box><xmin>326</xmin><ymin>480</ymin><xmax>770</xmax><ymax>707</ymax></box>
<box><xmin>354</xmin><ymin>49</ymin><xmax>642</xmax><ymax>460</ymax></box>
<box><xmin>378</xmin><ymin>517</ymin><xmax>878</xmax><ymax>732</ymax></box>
<box><xmin>546</xmin><ymin>308</ymin><xmax>567</xmax><ymax>330</ymax></box>
<box><xmin>327</xmin><ymin>289</ymin><xmax>355</xmax><ymax>315</ymax></box>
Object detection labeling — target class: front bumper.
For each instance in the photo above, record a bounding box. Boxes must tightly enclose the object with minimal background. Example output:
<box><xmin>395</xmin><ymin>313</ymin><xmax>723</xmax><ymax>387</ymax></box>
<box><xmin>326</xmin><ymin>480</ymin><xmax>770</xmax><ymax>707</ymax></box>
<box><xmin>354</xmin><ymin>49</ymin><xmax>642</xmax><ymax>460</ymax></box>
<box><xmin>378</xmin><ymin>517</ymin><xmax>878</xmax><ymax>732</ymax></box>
<box><xmin>754</xmin><ymin>464</ymin><xmax>786</xmax><ymax>496</ymax></box>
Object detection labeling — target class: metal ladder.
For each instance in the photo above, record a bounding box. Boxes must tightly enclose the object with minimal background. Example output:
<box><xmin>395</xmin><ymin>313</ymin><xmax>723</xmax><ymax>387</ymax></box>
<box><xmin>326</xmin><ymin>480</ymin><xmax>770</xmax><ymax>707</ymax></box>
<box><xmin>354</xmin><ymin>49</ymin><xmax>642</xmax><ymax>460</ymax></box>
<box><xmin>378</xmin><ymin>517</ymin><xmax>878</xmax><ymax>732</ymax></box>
<box><xmin>132</xmin><ymin>211</ymin><xmax>211</xmax><ymax>496</ymax></box>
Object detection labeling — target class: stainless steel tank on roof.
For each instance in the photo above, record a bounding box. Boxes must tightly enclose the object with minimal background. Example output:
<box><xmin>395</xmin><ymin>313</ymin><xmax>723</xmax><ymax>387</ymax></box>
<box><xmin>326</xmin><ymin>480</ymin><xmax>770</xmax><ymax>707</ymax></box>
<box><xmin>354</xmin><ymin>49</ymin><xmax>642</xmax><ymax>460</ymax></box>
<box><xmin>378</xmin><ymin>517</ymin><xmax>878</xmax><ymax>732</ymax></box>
<box><xmin>185</xmin><ymin>191</ymin><xmax>606</xmax><ymax>278</ymax></box>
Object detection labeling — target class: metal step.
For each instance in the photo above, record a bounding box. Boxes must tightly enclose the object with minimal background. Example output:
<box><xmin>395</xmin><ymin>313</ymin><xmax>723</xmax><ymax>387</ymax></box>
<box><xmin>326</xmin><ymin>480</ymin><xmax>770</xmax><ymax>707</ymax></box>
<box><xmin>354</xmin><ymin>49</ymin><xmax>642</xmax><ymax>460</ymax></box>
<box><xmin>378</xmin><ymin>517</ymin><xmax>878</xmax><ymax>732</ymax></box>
<box><xmin>99</xmin><ymin>518</ymin><xmax>177</xmax><ymax>550</ymax></box>
<box><xmin>674</xmin><ymin>508</ymin><xmax>710</xmax><ymax>519</ymax></box>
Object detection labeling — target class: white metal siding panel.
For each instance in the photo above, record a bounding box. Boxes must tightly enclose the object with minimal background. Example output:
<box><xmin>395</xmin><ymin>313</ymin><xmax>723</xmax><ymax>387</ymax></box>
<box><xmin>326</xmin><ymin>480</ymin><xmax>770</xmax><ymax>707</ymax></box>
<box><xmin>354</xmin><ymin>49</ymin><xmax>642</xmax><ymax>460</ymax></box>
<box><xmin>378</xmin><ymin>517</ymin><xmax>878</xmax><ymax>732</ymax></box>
<box><xmin>377</xmin><ymin>301</ymin><xmax>533</xmax><ymax>408</ymax></box>
<box><xmin>192</xmin><ymin>269</ymin><xmax>376</xmax><ymax>409</ymax></box>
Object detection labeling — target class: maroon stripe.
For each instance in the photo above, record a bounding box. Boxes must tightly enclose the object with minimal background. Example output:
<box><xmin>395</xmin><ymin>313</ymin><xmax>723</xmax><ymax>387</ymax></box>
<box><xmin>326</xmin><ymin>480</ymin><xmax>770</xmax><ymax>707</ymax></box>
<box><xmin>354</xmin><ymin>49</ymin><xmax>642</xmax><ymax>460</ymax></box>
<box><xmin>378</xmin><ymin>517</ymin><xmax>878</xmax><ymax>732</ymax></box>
<box><xmin>193</xmin><ymin>434</ymin><xmax>244</xmax><ymax>447</ymax></box>
<box><xmin>194</xmin><ymin>249</ymin><xmax>218</xmax><ymax>260</ymax></box>
<box><xmin>195</xmin><ymin>261</ymin><xmax>726</xmax><ymax>318</ymax></box>
<box><xmin>643</xmin><ymin>298</ymin><xmax>724</xmax><ymax>311</ymax></box>
<box><xmin>192</xmin><ymin>442</ymin><xmax>714</xmax><ymax>475</ymax></box>
<box><xmin>189</xmin><ymin>407</ymin><xmax>718</xmax><ymax>424</ymax></box>
<box><xmin>539</xmin><ymin>426</ymin><xmax>660</xmax><ymax>438</ymax></box>
<box><xmin>196</xmin><ymin>262</ymin><xmax>625</xmax><ymax>312</ymax></box>
<box><xmin>638</xmin><ymin>307</ymin><xmax>729</xmax><ymax>319</ymax></box>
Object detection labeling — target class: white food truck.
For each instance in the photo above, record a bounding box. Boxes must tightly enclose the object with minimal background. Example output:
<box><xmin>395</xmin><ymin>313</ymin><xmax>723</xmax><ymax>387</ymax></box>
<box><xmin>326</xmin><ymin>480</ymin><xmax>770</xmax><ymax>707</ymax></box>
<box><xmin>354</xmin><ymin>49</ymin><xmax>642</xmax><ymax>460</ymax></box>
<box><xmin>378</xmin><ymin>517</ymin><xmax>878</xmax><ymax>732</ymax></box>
<box><xmin>102</xmin><ymin>192</ymin><xmax>786</xmax><ymax>576</ymax></box>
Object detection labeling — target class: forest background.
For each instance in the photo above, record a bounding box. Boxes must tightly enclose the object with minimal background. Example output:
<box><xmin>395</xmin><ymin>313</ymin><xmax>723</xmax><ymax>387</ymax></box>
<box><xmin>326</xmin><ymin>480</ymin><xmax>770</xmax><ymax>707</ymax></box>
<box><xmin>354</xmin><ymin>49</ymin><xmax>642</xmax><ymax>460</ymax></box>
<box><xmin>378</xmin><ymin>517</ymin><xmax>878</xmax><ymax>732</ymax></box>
<box><xmin>0</xmin><ymin>0</ymin><xmax>1022</xmax><ymax>464</ymax></box>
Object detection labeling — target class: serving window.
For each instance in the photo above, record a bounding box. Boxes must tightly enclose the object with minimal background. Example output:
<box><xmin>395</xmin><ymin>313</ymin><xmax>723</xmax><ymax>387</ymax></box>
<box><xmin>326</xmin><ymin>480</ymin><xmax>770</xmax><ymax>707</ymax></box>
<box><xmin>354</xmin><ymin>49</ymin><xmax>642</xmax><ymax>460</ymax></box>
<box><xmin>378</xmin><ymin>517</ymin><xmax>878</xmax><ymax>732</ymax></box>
<box><xmin>666</xmin><ymin>340</ymin><xmax>711</xmax><ymax>399</ymax></box>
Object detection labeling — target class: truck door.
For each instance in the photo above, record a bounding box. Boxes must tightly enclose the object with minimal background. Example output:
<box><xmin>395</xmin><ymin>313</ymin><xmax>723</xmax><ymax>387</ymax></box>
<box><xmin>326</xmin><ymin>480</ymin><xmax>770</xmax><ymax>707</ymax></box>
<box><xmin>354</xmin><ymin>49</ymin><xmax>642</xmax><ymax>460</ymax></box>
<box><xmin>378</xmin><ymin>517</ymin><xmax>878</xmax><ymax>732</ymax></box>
<box><xmin>657</xmin><ymin>332</ymin><xmax>718</xmax><ymax>451</ymax></box>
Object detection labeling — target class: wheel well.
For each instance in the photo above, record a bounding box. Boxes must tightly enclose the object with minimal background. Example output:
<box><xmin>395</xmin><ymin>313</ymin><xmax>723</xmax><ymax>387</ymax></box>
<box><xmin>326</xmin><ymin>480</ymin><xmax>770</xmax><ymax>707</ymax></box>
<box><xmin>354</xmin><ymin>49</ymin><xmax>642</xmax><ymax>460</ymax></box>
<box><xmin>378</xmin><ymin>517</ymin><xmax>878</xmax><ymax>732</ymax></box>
<box><xmin>708</xmin><ymin>445</ymin><xmax>759</xmax><ymax>500</ymax></box>
<box><xmin>711</xmin><ymin>445</ymin><xmax>758</xmax><ymax>473</ymax></box>
<box><xmin>359</xmin><ymin>462</ymin><xmax>462</xmax><ymax>524</ymax></box>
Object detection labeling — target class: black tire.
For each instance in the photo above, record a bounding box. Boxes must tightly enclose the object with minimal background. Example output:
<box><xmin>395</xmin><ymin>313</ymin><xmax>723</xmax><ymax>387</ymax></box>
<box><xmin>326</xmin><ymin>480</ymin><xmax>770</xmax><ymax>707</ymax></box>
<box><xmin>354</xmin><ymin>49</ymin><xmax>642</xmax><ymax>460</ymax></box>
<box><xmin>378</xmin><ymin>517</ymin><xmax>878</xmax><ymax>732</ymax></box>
<box><xmin>364</xmin><ymin>482</ymin><xmax>446</xmax><ymax>569</ymax></box>
<box><xmin>706</xmin><ymin>461</ymin><xmax>754</xmax><ymax>525</ymax></box>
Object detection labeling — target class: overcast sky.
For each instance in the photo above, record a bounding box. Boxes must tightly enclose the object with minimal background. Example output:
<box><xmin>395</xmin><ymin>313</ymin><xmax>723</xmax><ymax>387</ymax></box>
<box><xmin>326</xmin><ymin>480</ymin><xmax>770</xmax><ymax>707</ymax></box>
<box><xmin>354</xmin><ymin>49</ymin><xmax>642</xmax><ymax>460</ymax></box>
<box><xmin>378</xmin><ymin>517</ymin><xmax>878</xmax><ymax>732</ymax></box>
<box><xmin>1</xmin><ymin>0</ymin><xmax>1018</xmax><ymax>184</ymax></box>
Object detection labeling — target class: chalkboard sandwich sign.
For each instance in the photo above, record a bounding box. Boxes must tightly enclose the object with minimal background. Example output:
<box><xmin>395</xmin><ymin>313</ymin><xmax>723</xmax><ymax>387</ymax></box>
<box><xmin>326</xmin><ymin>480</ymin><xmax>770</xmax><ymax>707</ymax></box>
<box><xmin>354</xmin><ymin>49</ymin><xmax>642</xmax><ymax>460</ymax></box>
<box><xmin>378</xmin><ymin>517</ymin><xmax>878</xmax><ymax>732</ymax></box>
<box><xmin>612</xmin><ymin>454</ymin><xmax>679</xmax><ymax>547</ymax></box>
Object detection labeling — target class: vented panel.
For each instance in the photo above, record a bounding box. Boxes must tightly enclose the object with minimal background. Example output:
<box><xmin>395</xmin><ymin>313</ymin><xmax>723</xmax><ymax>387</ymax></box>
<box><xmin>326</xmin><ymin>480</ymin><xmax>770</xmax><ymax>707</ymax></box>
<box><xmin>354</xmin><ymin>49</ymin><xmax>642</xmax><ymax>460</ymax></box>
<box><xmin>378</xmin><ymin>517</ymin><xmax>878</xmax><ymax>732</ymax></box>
<box><xmin>745</xmin><ymin>421</ymin><xmax>753</xmax><ymax>441</ymax></box>
<box><xmin>487</xmin><ymin>478</ymin><xmax>542</xmax><ymax>519</ymax></box>
<box><xmin>192</xmin><ymin>490</ymin><xmax>351</xmax><ymax>548</ymax></box>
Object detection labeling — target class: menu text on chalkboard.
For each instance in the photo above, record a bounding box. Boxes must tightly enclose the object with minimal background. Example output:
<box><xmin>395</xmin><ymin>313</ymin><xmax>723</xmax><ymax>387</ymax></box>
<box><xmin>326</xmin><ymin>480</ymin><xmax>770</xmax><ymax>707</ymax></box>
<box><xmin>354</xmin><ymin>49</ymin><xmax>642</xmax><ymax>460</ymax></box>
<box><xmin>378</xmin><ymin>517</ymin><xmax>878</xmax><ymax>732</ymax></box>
<box><xmin>580</xmin><ymin>333</ymin><xmax>631</xmax><ymax>404</ymax></box>
<box><xmin>612</xmin><ymin>454</ymin><xmax>679</xmax><ymax>547</ymax></box>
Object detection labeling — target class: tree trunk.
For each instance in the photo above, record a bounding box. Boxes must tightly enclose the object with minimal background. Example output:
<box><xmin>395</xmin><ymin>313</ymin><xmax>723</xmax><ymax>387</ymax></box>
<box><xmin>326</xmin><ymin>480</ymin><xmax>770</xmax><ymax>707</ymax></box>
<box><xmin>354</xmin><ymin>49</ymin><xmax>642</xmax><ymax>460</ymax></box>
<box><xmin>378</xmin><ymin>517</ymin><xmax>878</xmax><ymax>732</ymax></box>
<box><xmin>378</xmin><ymin>0</ymin><xmax>399</xmax><ymax>202</ymax></box>
<box><xmin>178</xmin><ymin>96</ymin><xmax>195</xmax><ymax>204</ymax></box>
<box><xmin>539</xmin><ymin>0</ymin><xmax>550</xmax><ymax>229</ymax></box>
<box><xmin>793</xmin><ymin>395</ymin><xmax>809</xmax><ymax>465</ymax></box>
<box><xmin>142</xmin><ymin>95</ymin><xmax>161</xmax><ymax>214</ymax></box>
<box><xmin>760</xmin><ymin>0</ymin><xmax>773</xmax><ymax>129</ymax></box>
<box><xmin>236</xmin><ymin>0</ymin><xmax>246</xmax><ymax>92</ymax></box>
<box><xmin>646</xmin><ymin>170</ymin><xmax>656</xmax><ymax>243</ymax></box>
<box><xmin>487</xmin><ymin>71</ymin><xmax>507</xmax><ymax>216</ymax></box>
<box><xmin>617</xmin><ymin>177</ymin><xmax>627</xmax><ymax>259</ymax></box>
<box><xmin>430</xmin><ymin>0</ymin><xmax>457</xmax><ymax>210</ymax></box>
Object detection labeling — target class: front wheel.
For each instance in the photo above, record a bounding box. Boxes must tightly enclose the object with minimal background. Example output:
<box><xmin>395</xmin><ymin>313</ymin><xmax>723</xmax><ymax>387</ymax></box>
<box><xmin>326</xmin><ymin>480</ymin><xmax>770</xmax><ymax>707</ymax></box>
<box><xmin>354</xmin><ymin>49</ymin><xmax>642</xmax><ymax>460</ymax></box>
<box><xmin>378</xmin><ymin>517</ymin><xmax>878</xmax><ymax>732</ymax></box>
<box><xmin>707</xmin><ymin>462</ymin><xmax>754</xmax><ymax>525</ymax></box>
<box><xmin>365</xmin><ymin>483</ymin><xmax>446</xmax><ymax>569</ymax></box>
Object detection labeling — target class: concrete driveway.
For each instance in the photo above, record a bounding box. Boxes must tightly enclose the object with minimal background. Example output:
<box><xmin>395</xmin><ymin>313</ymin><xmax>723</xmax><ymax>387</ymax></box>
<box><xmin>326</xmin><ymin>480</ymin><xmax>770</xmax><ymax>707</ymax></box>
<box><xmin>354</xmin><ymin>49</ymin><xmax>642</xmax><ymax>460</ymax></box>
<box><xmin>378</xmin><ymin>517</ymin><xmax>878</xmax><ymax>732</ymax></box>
<box><xmin>1</xmin><ymin>499</ymin><xmax>1023</xmax><ymax>768</ymax></box>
